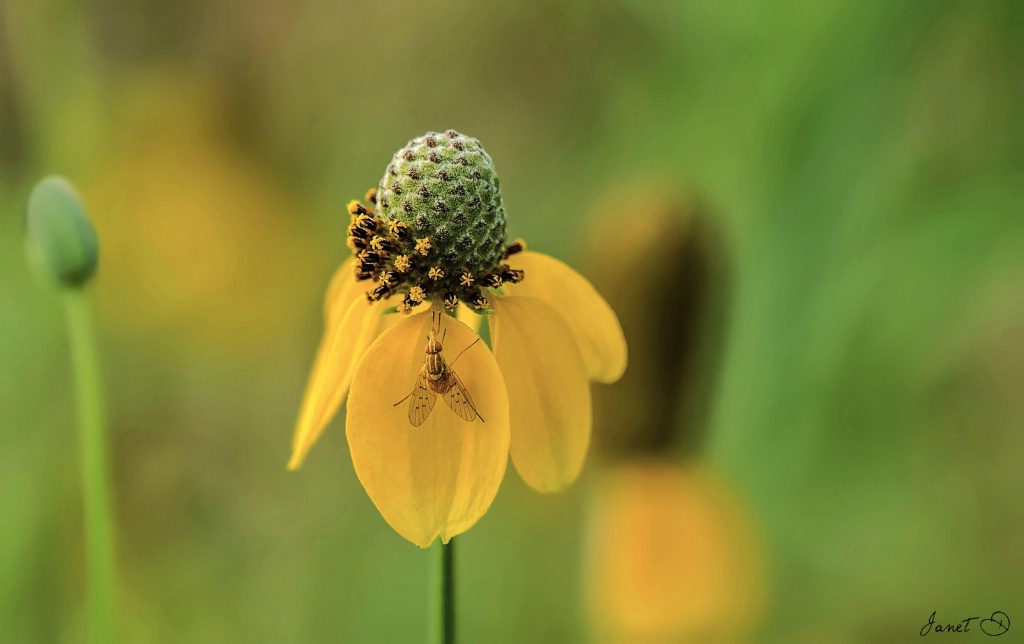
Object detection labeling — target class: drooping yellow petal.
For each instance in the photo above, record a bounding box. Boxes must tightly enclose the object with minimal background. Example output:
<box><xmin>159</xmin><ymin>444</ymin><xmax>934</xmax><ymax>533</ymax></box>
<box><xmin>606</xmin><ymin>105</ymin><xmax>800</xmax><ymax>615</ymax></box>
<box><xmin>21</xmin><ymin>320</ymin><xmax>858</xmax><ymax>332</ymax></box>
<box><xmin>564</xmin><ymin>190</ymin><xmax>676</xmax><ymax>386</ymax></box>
<box><xmin>504</xmin><ymin>251</ymin><xmax>627</xmax><ymax>383</ymax></box>
<box><xmin>289</xmin><ymin>297</ymin><xmax>370</xmax><ymax>468</ymax></box>
<box><xmin>289</xmin><ymin>291</ymin><xmax>404</xmax><ymax>470</ymax></box>
<box><xmin>490</xmin><ymin>295</ymin><xmax>592</xmax><ymax>493</ymax></box>
<box><xmin>346</xmin><ymin>310</ymin><xmax>510</xmax><ymax>547</ymax></box>
<box><xmin>324</xmin><ymin>257</ymin><xmax>357</xmax><ymax>323</ymax></box>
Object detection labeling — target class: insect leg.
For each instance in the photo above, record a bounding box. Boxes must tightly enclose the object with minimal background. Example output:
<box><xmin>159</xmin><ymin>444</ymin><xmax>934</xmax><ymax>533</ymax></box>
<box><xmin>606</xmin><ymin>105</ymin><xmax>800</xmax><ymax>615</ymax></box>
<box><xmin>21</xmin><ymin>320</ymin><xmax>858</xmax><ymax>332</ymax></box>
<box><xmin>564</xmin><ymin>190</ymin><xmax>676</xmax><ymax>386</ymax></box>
<box><xmin>448</xmin><ymin>337</ymin><xmax>481</xmax><ymax>367</ymax></box>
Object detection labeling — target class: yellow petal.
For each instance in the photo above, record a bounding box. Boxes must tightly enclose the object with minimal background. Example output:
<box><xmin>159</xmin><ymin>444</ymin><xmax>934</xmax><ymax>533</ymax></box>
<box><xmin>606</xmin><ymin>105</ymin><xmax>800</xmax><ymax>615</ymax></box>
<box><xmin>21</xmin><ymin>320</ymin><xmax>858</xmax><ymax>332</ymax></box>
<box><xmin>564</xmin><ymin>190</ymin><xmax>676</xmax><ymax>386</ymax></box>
<box><xmin>490</xmin><ymin>295</ymin><xmax>592</xmax><ymax>492</ymax></box>
<box><xmin>324</xmin><ymin>257</ymin><xmax>357</xmax><ymax>323</ymax></box>
<box><xmin>346</xmin><ymin>310</ymin><xmax>510</xmax><ymax>547</ymax></box>
<box><xmin>456</xmin><ymin>304</ymin><xmax>484</xmax><ymax>334</ymax></box>
<box><xmin>289</xmin><ymin>293</ymin><xmax>406</xmax><ymax>470</ymax></box>
<box><xmin>505</xmin><ymin>251</ymin><xmax>627</xmax><ymax>383</ymax></box>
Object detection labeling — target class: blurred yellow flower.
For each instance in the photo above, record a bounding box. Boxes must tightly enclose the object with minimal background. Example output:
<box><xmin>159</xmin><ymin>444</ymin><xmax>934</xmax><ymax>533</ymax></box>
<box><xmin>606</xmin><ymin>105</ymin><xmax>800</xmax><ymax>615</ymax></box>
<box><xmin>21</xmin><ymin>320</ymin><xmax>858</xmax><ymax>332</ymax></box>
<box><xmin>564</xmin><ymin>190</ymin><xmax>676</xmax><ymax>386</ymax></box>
<box><xmin>585</xmin><ymin>461</ymin><xmax>765</xmax><ymax>642</ymax></box>
<box><xmin>84</xmin><ymin>72</ymin><xmax>320</xmax><ymax>355</ymax></box>
<box><xmin>289</xmin><ymin>132</ymin><xmax>626</xmax><ymax>547</ymax></box>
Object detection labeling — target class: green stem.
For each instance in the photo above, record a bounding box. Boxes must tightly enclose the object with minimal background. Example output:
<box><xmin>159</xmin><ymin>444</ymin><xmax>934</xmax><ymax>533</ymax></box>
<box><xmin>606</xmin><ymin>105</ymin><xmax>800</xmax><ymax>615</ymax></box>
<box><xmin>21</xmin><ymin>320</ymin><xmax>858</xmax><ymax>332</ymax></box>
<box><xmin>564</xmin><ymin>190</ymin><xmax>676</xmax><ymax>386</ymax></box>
<box><xmin>436</xmin><ymin>306</ymin><xmax>462</xmax><ymax>644</ymax></box>
<box><xmin>63</xmin><ymin>288</ymin><xmax>115</xmax><ymax>643</ymax></box>
<box><xmin>434</xmin><ymin>538</ymin><xmax>455</xmax><ymax>644</ymax></box>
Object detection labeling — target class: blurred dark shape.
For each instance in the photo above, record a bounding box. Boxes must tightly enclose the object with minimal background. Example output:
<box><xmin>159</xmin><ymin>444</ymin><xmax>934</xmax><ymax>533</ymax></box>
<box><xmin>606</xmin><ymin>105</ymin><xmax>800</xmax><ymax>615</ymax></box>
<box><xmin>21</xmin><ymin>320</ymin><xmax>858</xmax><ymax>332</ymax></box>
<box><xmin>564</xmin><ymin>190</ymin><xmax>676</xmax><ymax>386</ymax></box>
<box><xmin>581</xmin><ymin>188</ymin><xmax>730</xmax><ymax>459</ymax></box>
<box><xmin>581</xmin><ymin>196</ymin><xmax>763</xmax><ymax>640</ymax></box>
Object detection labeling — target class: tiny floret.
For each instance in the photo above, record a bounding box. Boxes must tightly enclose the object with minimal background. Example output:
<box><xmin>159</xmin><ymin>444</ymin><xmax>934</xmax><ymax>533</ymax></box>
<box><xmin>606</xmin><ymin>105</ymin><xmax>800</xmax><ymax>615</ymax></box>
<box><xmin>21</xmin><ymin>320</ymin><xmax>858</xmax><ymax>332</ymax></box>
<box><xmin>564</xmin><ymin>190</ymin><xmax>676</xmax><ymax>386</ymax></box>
<box><xmin>388</xmin><ymin>220</ymin><xmax>411</xmax><ymax>239</ymax></box>
<box><xmin>428</xmin><ymin>266</ymin><xmax>445</xmax><ymax>280</ymax></box>
<box><xmin>415</xmin><ymin>237</ymin><xmax>432</xmax><ymax>256</ymax></box>
<box><xmin>348</xmin><ymin>200</ymin><xmax>367</xmax><ymax>217</ymax></box>
<box><xmin>393</xmin><ymin>255</ymin><xmax>412</xmax><ymax>273</ymax></box>
<box><xmin>408</xmin><ymin>285</ymin><xmax>426</xmax><ymax>303</ymax></box>
<box><xmin>367</xmin><ymin>283</ymin><xmax>391</xmax><ymax>302</ymax></box>
<box><xmin>355</xmin><ymin>214</ymin><xmax>378</xmax><ymax>232</ymax></box>
<box><xmin>469</xmin><ymin>292</ymin><xmax>490</xmax><ymax>309</ymax></box>
<box><xmin>504</xmin><ymin>239</ymin><xmax>527</xmax><ymax>257</ymax></box>
<box><xmin>500</xmin><ymin>266</ymin><xmax>525</xmax><ymax>284</ymax></box>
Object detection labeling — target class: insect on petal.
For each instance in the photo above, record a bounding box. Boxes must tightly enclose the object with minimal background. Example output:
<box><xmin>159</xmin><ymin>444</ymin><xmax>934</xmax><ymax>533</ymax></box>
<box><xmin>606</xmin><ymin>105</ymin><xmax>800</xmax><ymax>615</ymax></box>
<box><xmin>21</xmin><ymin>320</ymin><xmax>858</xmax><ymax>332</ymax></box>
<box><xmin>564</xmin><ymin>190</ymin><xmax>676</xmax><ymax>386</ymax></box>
<box><xmin>504</xmin><ymin>251</ymin><xmax>627</xmax><ymax>384</ymax></box>
<box><xmin>346</xmin><ymin>310</ymin><xmax>510</xmax><ymax>547</ymax></box>
<box><xmin>491</xmin><ymin>295</ymin><xmax>592</xmax><ymax>493</ymax></box>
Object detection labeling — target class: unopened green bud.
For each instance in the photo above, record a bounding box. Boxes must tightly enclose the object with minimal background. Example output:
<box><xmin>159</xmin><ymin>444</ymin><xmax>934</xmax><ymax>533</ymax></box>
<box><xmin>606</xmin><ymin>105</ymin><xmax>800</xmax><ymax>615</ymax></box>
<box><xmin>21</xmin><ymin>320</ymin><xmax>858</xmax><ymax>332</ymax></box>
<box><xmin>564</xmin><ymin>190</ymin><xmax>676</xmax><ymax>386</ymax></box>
<box><xmin>25</xmin><ymin>176</ymin><xmax>99</xmax><ymax>287</ymax></box>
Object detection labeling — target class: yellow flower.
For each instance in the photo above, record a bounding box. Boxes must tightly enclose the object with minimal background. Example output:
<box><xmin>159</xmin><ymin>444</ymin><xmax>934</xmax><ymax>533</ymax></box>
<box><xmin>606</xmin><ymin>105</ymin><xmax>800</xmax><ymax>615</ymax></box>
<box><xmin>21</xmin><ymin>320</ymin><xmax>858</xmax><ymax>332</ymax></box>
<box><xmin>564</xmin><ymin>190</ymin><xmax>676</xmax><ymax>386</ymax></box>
<box><xmin>586</xmin><ymin>462</ymin><xmax>765</xmax><ymax>641</ymax></box>
<box><xmin>288</xmin><ymin>131</ymin><xmax>626</xmax><ymax>547</ymax></box>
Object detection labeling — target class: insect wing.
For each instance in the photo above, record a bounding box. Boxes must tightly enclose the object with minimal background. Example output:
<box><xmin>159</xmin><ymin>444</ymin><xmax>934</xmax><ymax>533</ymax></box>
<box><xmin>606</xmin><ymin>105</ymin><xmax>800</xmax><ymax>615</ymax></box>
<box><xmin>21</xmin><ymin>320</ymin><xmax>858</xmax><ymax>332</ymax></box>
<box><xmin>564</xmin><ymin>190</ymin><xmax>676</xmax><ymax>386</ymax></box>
<box><xmin>408</xmin><ymin>368</ymin><xmax>437</xmax><ymax>427</ymax></box>
<box><xmin>441</xmin><ymin>369</ymin><xmax>483</xmax><ymax>422</ymax></box>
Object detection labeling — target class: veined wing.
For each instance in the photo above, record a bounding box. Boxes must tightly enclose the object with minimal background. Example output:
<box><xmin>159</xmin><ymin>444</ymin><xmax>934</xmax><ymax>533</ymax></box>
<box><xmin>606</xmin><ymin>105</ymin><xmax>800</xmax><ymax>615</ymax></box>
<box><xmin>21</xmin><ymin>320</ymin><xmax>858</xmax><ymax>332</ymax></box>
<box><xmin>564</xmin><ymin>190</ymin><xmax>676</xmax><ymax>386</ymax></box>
<box><xmin>440</xmin><ymin>369</ymin><xmax>484</xmax><ymax>423</ymax></box>
<box><xmin>408</xmin><ymin>368</ymin><xmax>437</xmax><ymax>427</ymax></box>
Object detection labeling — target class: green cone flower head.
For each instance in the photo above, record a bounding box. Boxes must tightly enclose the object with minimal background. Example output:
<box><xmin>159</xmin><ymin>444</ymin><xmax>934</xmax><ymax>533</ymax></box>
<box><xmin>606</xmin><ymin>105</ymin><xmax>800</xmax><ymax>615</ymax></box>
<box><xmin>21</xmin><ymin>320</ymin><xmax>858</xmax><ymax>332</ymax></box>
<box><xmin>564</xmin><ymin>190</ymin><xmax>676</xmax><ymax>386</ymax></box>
<box><xmin>347</xmin><ymin>130</ymin><xmax>524</xmax><ymax>313</ymax></box>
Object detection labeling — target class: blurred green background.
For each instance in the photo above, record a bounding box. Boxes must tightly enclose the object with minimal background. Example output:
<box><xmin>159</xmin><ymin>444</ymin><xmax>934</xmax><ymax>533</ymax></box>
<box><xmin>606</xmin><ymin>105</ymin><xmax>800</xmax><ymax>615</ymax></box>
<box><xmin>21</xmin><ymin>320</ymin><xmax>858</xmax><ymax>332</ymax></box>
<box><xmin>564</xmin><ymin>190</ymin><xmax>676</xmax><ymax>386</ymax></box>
<box><xmin>2</xmin><ymin>0</ymin><xmax>1021</xmax><ymax>641</ymax></box>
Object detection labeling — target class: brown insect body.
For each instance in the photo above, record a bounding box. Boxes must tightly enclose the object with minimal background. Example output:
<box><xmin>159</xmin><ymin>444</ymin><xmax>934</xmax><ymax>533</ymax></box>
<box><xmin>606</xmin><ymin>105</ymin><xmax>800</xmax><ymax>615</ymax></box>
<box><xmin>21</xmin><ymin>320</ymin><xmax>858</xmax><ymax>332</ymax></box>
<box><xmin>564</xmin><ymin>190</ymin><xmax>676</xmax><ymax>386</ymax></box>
<box><xmin>395</xmin><ymin>312</ymin><xmax>484</xmax><ymax>426</ymax></box>
<box><xmin>424</xmin><ymin>340</ymin><xmax>447</xmax><ymax>382</ymax></box>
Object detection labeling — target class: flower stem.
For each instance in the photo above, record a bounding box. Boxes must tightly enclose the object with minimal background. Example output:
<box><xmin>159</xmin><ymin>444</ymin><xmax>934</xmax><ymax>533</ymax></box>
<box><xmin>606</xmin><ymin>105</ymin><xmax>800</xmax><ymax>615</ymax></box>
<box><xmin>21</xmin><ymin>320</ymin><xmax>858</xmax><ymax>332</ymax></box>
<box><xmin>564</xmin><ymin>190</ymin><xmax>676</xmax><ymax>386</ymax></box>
<box><xmin>435</xmin><ymin>307</ymin><xmax>462</xmax><ymax>644</ymax></box>
<box><xmin>434</xmin><ymin>538</ymin><xmax>455</xmax><ymax>644</ymax></box>
<box><xmin>63</xmin><ymin>288</ymin><xmax>116</xmax><ymax>643</ymax></box>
